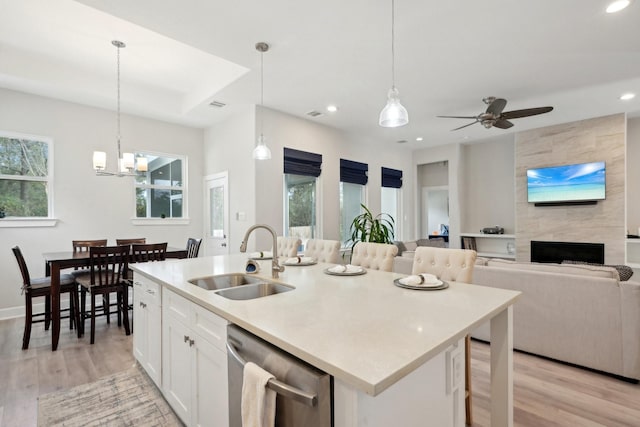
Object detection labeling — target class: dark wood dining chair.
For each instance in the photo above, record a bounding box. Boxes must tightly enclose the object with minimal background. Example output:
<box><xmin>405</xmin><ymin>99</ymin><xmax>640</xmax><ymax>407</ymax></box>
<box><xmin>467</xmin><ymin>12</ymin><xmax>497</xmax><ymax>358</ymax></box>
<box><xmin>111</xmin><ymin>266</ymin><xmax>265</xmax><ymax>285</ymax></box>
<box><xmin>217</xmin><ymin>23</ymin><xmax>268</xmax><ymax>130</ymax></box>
<box><xmin>70</xmin><ymin>239</ymin><xmax>108</xmax><ymax>274</ymax></box>
<box><xmin>75</xmin><ymin>245</ymin><xmax>131</xmax><ymax>344</ymax></box>
<box><xmin>12</xmin><ymin>246</ymin><xmax>80</xmax><ymax>350</ymax></box>
<box><xmin>116</xmin><ymin>238</ymin><xmax>146</xmax><ymax>246</ymax></box>
<box><xmin>131</xmin><ymin>242</ymin><xmax>168</xmax><ymax>263</ymax></box>
<box><xmin>186</xmin><ymin>237</ymin><xmax>202</xmax><ymax>258</ymax></box>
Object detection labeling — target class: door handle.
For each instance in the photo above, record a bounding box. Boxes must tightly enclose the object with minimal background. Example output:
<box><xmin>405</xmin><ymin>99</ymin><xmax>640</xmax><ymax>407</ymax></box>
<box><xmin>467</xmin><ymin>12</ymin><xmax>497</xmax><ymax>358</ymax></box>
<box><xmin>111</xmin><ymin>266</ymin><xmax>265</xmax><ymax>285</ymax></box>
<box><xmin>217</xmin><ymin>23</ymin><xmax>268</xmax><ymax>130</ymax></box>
<box><xmin>221</xmin><ymin>243</ymin><xmax>227</xmax><ymax>247</ymax></box>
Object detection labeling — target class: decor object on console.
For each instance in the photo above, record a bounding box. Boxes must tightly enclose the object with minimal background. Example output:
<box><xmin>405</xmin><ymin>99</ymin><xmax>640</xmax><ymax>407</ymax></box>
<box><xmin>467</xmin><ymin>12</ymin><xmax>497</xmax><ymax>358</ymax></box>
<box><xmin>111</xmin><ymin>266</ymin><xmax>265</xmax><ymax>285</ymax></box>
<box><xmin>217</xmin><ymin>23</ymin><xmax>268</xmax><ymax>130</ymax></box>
<box><xmin>253</xmin><ymin>42</ymin><xmax>272</xmax><ymax>160</ymax></box>
<box><xmin>92</xmin><ymin>41</ymin><xmax>148</xmax><ymax>176</ymax></box>
<box><xmin>378</xmin><ymin>0</ymin><xmax>408</xmax><ymax>128</ymax></box>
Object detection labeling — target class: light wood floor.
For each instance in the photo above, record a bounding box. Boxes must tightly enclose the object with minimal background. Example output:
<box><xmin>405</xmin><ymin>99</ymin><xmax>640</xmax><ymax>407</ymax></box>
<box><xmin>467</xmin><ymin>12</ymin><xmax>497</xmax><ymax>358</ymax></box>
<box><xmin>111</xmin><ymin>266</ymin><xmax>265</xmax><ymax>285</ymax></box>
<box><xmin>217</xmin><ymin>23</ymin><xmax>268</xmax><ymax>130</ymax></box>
<box><xmin>1</xmin><ymin>316</ymin><xmax>639</xmax><ymax>427</ymax></box>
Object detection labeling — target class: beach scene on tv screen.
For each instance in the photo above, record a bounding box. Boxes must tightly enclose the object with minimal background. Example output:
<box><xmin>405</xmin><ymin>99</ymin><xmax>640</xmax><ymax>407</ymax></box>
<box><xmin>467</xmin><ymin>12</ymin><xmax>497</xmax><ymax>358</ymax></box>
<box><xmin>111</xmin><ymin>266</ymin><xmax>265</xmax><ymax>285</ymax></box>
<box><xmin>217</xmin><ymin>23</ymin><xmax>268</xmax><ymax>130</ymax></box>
<box><xmin>527</xmin><ymin>162</ymin><xmax>606</xmax><ymax>203</ymax></box>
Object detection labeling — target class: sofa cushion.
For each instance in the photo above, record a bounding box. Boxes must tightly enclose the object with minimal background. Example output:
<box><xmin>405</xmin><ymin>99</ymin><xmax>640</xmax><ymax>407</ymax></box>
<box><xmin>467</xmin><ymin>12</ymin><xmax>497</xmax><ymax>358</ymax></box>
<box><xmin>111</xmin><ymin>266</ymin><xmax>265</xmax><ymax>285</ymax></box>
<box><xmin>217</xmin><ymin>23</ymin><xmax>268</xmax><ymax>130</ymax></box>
<box><xmin>404</xmin><ymin>240</ymin><xmax>418</xmax><ymax>251</ymax></box>
<box><xmin>486</xmin><ymin>258</ymin><xmax>620</xmax><ymax>280</ymax></box>
<box><xmin>417</xmin><ymin>238</ymin><xmax>446</xmax><ymax>248</ymax></box>
<box><xmin>562</xmin><ymin>260</ymin><xmax>634</xmax><ymax>281</ymax></box>
<box><xmin>393</xmin><ymin>241</ymin><xmax>407</xmax><ymax>256</ymax></box>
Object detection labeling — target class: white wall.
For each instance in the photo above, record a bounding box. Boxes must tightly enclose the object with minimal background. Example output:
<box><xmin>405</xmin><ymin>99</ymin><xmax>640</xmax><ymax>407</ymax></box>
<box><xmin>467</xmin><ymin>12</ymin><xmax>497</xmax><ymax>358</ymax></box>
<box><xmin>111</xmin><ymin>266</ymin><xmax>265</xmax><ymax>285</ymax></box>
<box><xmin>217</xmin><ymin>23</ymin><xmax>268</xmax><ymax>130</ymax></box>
<box><xmin>203</xmin><ymin>104</ymin><xmax>257</xmax><ymax>255</ymax></box>
<box><xmin>461</xmin><ymin>135</ymin><xmax>515</xmax><ymax>234</ymax></box>
<box><xmin>211</xmin><ymin>106</ymin><xmax>415</xmax><ymax>251</ymax></box>
<box><xmin>0</xmin><ymin>88</ymin><xmax>204</xmax><ymax>314</ymax></box>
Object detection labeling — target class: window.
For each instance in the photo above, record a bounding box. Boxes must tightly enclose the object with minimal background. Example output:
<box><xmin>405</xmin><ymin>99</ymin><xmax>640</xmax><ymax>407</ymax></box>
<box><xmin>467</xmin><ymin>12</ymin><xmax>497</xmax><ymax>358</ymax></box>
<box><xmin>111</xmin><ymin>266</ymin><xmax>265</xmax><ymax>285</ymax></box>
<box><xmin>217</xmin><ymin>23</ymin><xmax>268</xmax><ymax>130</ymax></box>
<box><xmin>135</xmin><ymin>153</ymin><xmax>185</xmax><ymax>219</ymax></box>
<box><xmin>381</xmin><ymin>167</ymin><xmax>403</xmax><ymax>239</ymax></box>
<box><xmin>0</xmin><ymin>131</ymin><xmax>52</xmax><ymax>218</ymax></box>
<box><xmin>283</xmin><ymin>148</ymin><xmax>322</xmax><ymax>245</ymax></box>
<box><xmin>340</xmin><ymin>159</ymin><xmax>368</xmax><ymax>245</ymax></box>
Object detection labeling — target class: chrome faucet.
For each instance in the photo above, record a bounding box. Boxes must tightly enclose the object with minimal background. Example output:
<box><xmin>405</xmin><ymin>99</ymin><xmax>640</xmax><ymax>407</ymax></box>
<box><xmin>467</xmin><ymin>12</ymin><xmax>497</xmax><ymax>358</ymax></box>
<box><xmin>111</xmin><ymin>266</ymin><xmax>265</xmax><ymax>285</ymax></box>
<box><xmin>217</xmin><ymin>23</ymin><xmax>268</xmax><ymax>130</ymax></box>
<box><xmin>240</xmin><ymin>224</ymin><xmax>285</xmax><ymax>279</ymax></box>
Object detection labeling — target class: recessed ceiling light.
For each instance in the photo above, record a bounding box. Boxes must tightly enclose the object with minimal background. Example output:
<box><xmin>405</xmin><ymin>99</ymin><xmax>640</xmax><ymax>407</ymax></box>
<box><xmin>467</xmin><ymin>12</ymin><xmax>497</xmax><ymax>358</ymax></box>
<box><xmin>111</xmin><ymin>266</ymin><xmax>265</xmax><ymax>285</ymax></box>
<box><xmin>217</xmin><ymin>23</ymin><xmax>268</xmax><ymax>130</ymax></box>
<box><xmin>326</xmin><ymin>105</ymin><xmax>338</xmax><ymax>112</ymax></box>
<box><xmin>620</xmin><ymin>93</ymin><xmax>636</xmax><ymax>100</ymax></box>
<box><xmin>606</xmin><ymin>0</ymin><xmax>631</xmax><ymax>13</ymax></box>
<box><xmin>416</xmin><ymin>137</ymin><xmax>423</xmax><ymax>141</ymax></box>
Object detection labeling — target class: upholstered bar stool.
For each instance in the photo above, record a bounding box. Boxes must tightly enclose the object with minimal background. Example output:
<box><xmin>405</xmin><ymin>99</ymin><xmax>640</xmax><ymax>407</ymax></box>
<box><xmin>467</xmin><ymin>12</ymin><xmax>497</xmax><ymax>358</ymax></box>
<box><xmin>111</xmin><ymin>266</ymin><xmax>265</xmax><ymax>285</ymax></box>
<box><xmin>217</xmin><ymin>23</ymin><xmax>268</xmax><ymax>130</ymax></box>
<box><xmin>276</xmin><ymin>236</ymin><xmax>302</xmax><ymax>258</ymax></box>
<box><xmin>411</xmin><ymin>246</ymin><xmax>477</xmax><ymax>426</ymax></box>
<box><xmin>304</xmin><ymin>239</ymin><xmax>341</xmax><ymax>264</ymax></box>
<box><xmin>350</xmin><ymin>242</ymin><xmax>398</xmax><ymax>272</ymax></box>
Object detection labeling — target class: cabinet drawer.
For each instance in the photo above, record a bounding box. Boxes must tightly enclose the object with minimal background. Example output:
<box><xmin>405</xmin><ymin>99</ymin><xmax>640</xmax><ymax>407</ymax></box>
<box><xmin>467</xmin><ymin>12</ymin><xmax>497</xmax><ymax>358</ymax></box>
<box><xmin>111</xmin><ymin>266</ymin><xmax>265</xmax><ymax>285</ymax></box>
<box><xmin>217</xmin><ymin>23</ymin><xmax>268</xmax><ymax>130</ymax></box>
<box><xmin>163</xmin><ymin>289</ymin><xmax>190</xmax><ymax>325</ymax></box>
<box><xmin>143</xmin><ymin>280</ymin><xmax>161</xmax><ymax>306</ymax></box>
<box><xmin>192</xmin><ymin>304</ymin><xmax>228</xmax><ymax>351</ymax></box>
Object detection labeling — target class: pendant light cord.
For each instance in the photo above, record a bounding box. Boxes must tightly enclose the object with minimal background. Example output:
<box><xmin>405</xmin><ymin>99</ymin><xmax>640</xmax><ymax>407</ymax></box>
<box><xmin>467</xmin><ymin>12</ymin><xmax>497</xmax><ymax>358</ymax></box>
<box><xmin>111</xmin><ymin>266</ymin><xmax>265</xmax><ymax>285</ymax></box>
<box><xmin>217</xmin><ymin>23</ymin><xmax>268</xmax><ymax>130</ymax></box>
<box><xmin>116</xmin><ymin>42</ymin><xmax>122</xmax><ymax>160</ymax></box>
<box><xmin>260</xmin><ymin>49</ymin><xmax>264</xmax><ymax>137</ymax></box>
<box><xmin>391</xmin><ymin>0</ymin><xmax>396</xmax><ymax>89</ymax></box>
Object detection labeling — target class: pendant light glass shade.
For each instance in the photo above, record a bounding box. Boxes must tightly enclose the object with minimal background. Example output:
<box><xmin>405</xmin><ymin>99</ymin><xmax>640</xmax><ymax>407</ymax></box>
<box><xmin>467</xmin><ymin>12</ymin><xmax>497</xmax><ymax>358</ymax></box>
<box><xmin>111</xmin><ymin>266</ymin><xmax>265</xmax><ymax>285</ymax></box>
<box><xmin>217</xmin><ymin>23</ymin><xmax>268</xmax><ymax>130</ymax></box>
<box><xmin>252</xmin><ymin>134</ymin><xmax>272</xmax><ymax>160</ymax></box>
<box><xmin>379</xmin><ymin>86</ymin><xmax>409</xmax><ymax>127</ymax></box>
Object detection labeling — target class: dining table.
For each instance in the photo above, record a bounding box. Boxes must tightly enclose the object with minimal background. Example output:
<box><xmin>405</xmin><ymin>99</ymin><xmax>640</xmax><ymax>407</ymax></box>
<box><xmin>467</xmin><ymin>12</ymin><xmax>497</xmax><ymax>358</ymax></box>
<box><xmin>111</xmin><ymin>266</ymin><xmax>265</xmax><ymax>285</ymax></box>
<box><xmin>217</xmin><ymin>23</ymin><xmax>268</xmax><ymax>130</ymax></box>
<box><xmin>42</xmin><ymin>246</ymin><xmax>188</xmax><ymax>351</ymax></box>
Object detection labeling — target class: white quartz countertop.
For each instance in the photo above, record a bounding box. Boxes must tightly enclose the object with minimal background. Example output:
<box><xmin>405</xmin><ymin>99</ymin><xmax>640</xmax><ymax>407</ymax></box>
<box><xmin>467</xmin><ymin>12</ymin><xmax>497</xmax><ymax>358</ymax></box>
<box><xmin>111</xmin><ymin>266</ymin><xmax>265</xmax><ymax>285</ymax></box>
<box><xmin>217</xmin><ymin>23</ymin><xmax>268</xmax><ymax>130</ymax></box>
<box><xmin>132</xmin><ymin>254</ymin><xmax>520</xmax><ymax>396</ymax></box>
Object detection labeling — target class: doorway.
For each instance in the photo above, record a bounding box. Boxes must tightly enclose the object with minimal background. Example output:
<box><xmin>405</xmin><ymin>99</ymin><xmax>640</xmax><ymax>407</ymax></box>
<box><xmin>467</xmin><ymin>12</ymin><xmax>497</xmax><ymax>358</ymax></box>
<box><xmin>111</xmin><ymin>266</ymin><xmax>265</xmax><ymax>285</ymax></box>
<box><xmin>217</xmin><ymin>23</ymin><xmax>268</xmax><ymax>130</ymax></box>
<box><xmin>204</xmin><ymin>172</ymin><xmax>229</xmax><ymax>256</ymax></box>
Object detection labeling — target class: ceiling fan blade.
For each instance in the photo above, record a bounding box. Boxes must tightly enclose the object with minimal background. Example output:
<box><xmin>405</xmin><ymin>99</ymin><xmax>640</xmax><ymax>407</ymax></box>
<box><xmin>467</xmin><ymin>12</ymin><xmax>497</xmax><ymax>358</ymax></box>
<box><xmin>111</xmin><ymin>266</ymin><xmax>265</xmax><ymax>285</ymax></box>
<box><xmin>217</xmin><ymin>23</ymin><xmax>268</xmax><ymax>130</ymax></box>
<box><xmin>437</xmin><ymin>115</ymin><xmax>478</xmax><ymax>119</ymax></box>
<box><xmin>493</xmin><ymin>119</ymin><xmax>514</xmax><ymax>129</ymax></box>
<box><xmin>451</xmin><ymin>121</ymin><xmax>479</xmax><ymax>131</ymax></box>
<box><xmin>485</xmin><ymin>98</ymin><xmax>507</xmax><ymax>115</ymax></box>
<box><xmin>501</xmin><ymin>106</ymin><xmax>553</xmax><ymax>120</ymax></box>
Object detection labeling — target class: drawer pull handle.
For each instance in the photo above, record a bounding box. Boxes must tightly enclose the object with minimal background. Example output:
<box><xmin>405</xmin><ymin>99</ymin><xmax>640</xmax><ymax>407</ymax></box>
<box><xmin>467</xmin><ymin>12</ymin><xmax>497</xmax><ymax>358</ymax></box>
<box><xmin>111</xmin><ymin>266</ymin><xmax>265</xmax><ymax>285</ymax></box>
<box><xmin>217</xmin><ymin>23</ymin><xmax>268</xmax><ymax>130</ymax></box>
<box><xmin>146</xmin><ymin>289</ymin><xmax>156</xmax><ymax>295</ymax></box>
<box><xmin>189</xmin><ymin>339</ymin><xmax>195</xmax><ymax>347</ymax></box>
<box><xmin>184</xmin><ymin>335</ymin><xmax>190</xmax><ymax>343</ymax></box>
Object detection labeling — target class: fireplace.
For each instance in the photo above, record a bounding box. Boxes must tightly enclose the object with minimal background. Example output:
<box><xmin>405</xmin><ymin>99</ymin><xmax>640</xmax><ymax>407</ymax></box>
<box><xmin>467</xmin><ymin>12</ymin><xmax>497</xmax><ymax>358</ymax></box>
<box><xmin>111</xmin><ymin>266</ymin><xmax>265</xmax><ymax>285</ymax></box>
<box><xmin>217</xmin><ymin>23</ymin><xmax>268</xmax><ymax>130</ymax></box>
<box><xmin>530</xmin><ymin>240</ymin><xmax>604</xmax><ymax>264</ymax></box>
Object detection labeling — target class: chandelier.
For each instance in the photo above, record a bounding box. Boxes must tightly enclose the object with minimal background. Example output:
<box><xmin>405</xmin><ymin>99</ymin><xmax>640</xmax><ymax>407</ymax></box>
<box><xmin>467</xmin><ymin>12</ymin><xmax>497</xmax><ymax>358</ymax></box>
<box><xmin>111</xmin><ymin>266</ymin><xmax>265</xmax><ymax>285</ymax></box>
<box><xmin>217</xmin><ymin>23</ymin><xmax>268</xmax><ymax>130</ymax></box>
<box><xmin>93</xmin><ymin>40</ymin><xmax>147</xmax><ymax>176</ymax></box>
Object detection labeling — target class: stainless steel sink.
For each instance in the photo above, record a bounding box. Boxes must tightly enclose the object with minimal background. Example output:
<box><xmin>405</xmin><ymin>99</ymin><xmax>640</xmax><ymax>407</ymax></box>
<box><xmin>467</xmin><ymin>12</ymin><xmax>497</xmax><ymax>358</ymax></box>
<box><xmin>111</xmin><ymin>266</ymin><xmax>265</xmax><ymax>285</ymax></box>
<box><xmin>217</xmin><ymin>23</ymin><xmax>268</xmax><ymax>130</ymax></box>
<box><xmin>188</xmin><ymin>273</ymin><xmax>264</xmax><ymax>291</ymax></box>
<box><xmin>216</xmin><ymin>282</ymin><xmax>294</xmax><ymax>300</ymax></box>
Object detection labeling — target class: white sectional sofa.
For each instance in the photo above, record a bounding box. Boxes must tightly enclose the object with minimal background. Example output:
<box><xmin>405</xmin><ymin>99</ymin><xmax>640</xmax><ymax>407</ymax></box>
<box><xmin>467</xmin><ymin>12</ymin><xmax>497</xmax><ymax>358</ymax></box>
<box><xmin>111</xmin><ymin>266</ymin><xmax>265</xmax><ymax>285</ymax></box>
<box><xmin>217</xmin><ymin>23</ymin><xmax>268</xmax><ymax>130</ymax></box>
<box><xmin>472</xmin><ymin>258</ymin><xmax>640</xmax><ymax>381</ymax></box>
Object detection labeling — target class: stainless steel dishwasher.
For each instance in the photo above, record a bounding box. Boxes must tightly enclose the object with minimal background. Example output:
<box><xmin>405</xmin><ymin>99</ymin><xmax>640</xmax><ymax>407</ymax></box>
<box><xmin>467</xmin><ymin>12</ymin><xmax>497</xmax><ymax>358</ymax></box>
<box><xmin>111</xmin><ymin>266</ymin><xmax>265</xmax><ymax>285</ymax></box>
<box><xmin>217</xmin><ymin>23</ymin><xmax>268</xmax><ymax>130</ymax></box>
<box><xmin>226</xmin><ymin>324</ymin><xmax>332</xmax><ymax>427</ymax></box>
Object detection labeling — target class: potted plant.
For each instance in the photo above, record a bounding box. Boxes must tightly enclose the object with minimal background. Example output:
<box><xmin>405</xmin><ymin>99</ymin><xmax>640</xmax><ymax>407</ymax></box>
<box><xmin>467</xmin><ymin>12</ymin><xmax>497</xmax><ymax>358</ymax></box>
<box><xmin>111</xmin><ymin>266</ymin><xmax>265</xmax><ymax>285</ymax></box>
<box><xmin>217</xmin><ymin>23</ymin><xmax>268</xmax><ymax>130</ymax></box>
<box><xmin>348</xmin><ymin>204</ymin><xmax>395</xmax><ymax>251</ymax></box>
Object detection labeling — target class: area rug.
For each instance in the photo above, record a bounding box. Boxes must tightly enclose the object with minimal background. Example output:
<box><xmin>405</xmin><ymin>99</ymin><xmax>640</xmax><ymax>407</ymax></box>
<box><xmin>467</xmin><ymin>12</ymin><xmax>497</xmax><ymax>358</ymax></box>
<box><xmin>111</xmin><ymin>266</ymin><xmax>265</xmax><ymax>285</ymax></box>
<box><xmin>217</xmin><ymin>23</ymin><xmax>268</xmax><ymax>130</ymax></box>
<box><xmin>37</xmin><ymin>364</ymin><xmax>183</xmax><ymax>427</ymax></box>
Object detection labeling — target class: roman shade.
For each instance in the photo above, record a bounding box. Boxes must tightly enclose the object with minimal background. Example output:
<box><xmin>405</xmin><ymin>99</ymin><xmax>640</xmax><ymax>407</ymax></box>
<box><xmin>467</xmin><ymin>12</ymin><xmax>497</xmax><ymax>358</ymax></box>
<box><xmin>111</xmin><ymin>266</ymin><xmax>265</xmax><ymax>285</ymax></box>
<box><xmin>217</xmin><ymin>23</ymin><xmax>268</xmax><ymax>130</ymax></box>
<box><xmin>340</xmin><ymin>159</ymin><xmax>368</xmax><ymax>185</ymax></box>
<box><xmin>381</xmin><ymin>167</ymin><xmax>402</xmax><ymax>188</ymax></box>
<box><xmin>283</xmin><ymin>147</ymin><xmax>322</xmax><ymax>177</ymax></box>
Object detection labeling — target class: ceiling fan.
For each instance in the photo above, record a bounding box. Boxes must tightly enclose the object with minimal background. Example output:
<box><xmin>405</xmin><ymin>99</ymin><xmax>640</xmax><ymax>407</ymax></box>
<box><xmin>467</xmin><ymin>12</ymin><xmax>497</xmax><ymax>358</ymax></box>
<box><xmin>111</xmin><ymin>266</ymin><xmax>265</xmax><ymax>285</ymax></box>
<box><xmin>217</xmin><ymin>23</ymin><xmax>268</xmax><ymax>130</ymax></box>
<box><xmin>438</xmin><ymin>97</ymin><xmax>553</xmax><ymax>131</ymax></box>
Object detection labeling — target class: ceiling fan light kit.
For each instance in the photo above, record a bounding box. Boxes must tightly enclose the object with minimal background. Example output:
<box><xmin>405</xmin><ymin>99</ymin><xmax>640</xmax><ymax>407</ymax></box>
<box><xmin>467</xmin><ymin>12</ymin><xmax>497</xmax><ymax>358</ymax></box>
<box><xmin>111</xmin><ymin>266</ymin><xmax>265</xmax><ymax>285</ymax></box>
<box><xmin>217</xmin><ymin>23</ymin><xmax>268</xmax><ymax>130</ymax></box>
<box><xmin>438</xmin><ymin>97</ymin><xmax>553</xmax><ymax>131</ymax></box>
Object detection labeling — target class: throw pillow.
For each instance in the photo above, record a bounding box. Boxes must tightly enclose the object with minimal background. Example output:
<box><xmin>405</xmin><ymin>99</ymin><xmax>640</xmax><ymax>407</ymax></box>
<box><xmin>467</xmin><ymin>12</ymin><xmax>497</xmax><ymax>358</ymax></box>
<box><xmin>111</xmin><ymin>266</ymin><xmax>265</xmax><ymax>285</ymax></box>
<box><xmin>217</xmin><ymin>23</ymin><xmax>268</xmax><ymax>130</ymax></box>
<box><xmin>393</xmin><ymin>241</ymin><xmax>406</xmax><ymax>256</ymax></box>
<box><xmin>562</xmin><ymin>260</ymin><xmax>634</xmax><ymax>281</ymax></box>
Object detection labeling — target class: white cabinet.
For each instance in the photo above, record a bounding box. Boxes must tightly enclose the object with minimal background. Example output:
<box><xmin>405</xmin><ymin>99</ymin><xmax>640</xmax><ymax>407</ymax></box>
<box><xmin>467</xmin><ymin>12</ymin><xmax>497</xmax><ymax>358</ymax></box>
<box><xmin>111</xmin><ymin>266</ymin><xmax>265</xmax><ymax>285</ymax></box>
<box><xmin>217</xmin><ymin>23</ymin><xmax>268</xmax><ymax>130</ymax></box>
<box><xmin>132</xmin><ymin>274</ymin><xmax>162</xmax><ymax>387</ymax></box>
<box><xmin>460</xmin><ymin>233</ymin><xmax>516</xmax><ymax>259</ymax></box>
<box><xmin>162</xmin><ymin>288</ymin><xmax>229</xmax><ymax>427</ymax></box>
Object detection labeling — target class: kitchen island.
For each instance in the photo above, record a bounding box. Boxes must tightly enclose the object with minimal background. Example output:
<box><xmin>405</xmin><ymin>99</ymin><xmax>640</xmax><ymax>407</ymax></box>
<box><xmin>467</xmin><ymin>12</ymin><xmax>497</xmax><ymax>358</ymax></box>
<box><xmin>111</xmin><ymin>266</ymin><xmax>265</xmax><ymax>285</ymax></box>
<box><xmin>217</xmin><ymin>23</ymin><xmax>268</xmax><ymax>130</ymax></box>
<box><xmin>131</xmin><ymin>254</ymin><xmax>520</xmax><ymax>427</ymax></box>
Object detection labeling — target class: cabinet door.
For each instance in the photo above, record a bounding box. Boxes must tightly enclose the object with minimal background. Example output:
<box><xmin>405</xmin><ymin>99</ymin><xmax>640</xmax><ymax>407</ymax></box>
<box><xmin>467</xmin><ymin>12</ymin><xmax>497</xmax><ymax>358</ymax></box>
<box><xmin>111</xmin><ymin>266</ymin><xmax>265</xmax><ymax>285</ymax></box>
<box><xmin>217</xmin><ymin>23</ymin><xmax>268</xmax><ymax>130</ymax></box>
<box><xmin>132</xmin><ymin>281</ymin><xmax>147</xmax><ymax>364</ymax></box>
<box><xmin>192</xmin><ymin>333</ymin><xmax>229</xmax><ymax>427</ymax></box>
<box><xmin>162</xmin><ymin>315</ymin><xmax>193</xmax><ymax>425</ymax></box>
<box><xmin>145</xmin><ymin>302</ymin><xmax>162</xmax><ymax>387</ymax></box>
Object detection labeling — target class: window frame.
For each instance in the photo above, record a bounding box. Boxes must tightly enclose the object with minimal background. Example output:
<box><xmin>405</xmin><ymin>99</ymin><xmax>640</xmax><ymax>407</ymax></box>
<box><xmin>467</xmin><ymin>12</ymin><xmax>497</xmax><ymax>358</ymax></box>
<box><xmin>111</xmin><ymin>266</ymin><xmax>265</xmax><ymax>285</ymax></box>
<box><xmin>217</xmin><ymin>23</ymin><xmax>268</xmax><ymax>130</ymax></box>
<box><xmin>131</xmin><ymin>150</ymin><xmax>189</xmax><ymax>225</ymax></box>
<box><xmin>0</xmin><ymin>130</ymin><xmax>56</xmax><ymax>228</ymax></box>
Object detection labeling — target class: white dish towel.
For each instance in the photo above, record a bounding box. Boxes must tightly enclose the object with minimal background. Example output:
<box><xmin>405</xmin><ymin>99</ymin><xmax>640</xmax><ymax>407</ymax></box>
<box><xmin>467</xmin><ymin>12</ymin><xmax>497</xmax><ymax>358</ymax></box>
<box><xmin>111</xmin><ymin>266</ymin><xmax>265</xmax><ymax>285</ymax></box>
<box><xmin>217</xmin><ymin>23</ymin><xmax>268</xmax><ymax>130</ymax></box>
<box><xmin>241</xmin><ymin>361</ymin><xmax>277</xmax><ymax>427</ymax></box>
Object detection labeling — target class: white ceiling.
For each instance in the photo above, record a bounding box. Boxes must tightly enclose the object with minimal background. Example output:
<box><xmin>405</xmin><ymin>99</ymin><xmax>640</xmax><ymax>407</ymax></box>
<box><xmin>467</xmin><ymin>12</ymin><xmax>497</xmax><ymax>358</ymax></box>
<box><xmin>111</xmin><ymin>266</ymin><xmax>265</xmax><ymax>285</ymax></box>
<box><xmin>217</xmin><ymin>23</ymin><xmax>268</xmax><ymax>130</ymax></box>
<box><xmin>2</xmin><ymin>0</ymin><xmax>639</xmax><ymax>149</ymax></box>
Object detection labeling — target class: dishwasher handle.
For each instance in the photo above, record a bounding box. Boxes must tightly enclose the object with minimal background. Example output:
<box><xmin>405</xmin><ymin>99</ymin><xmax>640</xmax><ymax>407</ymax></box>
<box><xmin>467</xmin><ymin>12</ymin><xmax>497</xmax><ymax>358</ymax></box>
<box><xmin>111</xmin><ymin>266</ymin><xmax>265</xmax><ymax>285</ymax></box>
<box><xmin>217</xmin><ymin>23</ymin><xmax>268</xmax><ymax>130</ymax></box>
<box><xmin>226</xmin><ymin>341</ymin><xmax>318</xmax><ymax>408</ymax></box>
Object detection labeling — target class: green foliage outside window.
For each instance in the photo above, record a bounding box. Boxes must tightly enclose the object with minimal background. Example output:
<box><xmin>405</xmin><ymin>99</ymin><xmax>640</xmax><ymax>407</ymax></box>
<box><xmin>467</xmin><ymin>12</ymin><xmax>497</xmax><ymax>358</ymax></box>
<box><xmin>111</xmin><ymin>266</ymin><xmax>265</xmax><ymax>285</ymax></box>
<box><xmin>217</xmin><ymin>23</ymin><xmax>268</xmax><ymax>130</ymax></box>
<box><xmin>0</xmin><ymin>136</ymin><xmax>49</xmax><ymax>217</ymax></box>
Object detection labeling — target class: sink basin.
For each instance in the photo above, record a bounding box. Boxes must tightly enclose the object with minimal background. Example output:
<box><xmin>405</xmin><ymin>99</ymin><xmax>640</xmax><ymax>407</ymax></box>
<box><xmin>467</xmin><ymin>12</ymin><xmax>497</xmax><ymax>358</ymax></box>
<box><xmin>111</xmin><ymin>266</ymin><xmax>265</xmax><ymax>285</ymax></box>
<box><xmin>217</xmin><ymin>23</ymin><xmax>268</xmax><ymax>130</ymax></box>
<box><xmin>188</xmin><ymin>273</ymin><xmax>264</xmax><ymax>291</ymax></box>
<box><xmin>216</xmin><ymin>282</ymin><xmax>294</xmax><ymax>300</ymax></box>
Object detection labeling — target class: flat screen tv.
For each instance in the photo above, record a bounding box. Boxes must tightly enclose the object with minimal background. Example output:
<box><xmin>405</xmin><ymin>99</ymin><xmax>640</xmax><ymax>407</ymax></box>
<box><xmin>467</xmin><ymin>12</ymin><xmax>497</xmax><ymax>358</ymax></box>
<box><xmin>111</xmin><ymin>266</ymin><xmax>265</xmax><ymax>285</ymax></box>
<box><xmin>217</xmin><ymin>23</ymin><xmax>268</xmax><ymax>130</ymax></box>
<box><xmin>526</xmin><ymin>161</ymin><xmax>606</xmax><ymax>204</ymax></box>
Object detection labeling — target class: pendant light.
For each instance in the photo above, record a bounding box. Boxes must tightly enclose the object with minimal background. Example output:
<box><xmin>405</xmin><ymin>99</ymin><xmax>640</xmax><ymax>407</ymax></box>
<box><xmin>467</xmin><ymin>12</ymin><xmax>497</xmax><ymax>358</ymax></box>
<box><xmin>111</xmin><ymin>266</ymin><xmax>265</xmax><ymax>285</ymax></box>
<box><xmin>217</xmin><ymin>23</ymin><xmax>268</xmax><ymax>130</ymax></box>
<box><xmin>93</xmin><ymin>40</ymin><xmax>147</xmax><ymax>176</ymax></box>
<box><xmin>379</xmin><ymin>0</ymin><xmax>409</xmax><ymax>128</ymax></box>
<box><xmin>253</xmin><ymin>42</ymin><xmax>272</xmax><ymax>160</ymax></box>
